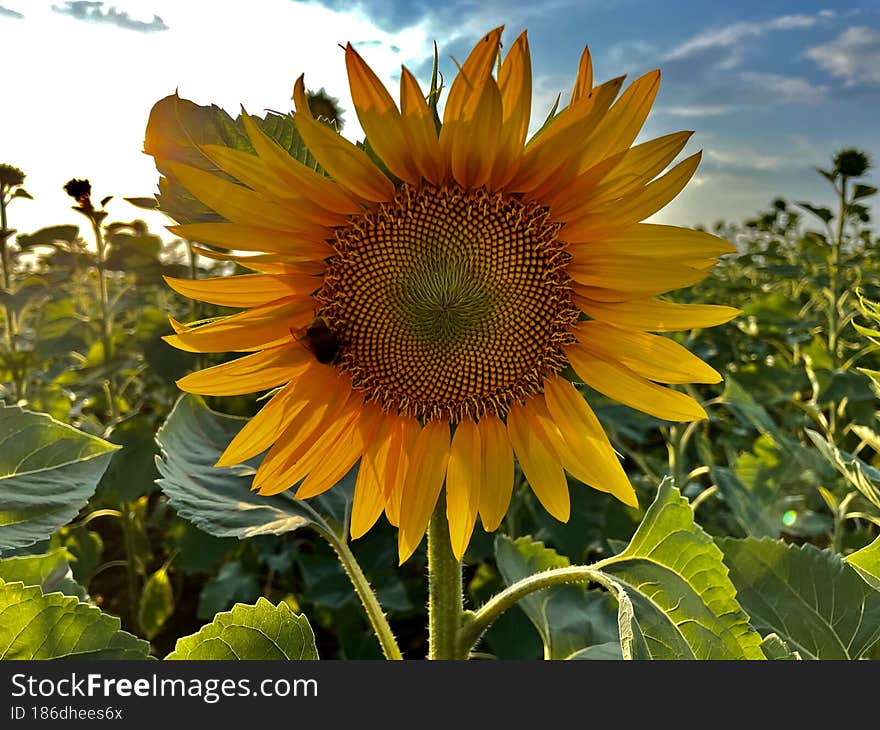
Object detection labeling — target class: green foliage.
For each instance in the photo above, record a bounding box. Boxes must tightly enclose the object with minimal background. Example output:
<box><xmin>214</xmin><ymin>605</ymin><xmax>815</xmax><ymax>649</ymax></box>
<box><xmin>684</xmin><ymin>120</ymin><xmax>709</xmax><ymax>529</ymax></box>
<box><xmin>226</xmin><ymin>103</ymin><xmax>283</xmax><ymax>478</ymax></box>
<box><xmin>155</xmin><ymin>394</ymin><xmax>351</xmax><ymax>541</ymax></box>
<box><xmin>166</xmin><ymin>598</ymin><xmax>318</xmax><ymax>660</ymax></box>
<box><xmin>0</xmin><ymin>404</ymin><xmax>118</xmax><ymax>554</ymax></box>
<box><xmin>2</xmin><ymin>130</ymin><xmax>879</xmax><ymax>660</ymax></box>
<box><xmin>596</xmin><ymin>479</ymin><xmax>764</xmax><ymax>659</ymax></box>
<box><xmin>719</xmin><ymin>538</ymin><xmax>880</xmax><ymax>659</ymax></box>
<box><xmin>0</xmin><ymin>579</ymin><xmax>150</xmax><ymax>659</ymax></box>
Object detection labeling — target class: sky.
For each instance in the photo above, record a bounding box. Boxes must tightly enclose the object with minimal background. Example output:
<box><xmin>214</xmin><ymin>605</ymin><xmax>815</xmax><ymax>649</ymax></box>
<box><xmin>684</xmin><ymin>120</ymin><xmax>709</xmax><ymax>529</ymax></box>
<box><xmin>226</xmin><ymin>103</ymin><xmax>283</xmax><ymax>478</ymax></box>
<box><xmin>1</xmin><ymin>0</ymin><xmax>878</xmax><ymax>242</ymax></box>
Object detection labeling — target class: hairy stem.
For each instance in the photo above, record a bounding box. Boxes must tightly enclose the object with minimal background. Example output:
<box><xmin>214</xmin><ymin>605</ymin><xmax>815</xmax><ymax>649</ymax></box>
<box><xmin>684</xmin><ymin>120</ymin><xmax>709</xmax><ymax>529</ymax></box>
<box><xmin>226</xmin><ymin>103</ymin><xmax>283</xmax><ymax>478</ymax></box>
<box><xmin>428</xmin><ymin>493</ymin><xmax>465</xmax><ymax>659</ymax></box>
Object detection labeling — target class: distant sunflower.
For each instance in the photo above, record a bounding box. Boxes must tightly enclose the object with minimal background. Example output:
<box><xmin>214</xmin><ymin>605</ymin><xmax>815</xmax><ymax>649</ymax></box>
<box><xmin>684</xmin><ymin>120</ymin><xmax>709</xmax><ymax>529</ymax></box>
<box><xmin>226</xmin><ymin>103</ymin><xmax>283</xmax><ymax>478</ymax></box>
<box><xmin>146</xmin><ymin>27</ymin><xmax>738</xmax><ymax>562</ymax></box>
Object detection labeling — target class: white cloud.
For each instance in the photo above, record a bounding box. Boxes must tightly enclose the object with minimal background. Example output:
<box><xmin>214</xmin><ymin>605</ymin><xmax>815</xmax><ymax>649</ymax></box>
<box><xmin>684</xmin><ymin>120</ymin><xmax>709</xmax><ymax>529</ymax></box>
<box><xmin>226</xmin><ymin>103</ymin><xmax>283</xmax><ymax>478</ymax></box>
<box><xmin>0</xmin><ymin>0</ymin><xmax>438</xmax><ymax>239</ymax></box>
<box><xmin>655</xmin><ymin>104</ymin><xmax>735</xmax><ymax>117</ymax></box>
<box><xmin>665</xmin><ymin>11</ymin><xmax>835</xmax><ymax>68</ymax></box>
<box><xmin>739</xmin><ymin>72</ymin><xmax>829</xmax><ymax>103</ymax></box>
<box><xmin>805</xmin><ymin>26</ymin><xmax>880</xmax><ymax>86</ymax></box>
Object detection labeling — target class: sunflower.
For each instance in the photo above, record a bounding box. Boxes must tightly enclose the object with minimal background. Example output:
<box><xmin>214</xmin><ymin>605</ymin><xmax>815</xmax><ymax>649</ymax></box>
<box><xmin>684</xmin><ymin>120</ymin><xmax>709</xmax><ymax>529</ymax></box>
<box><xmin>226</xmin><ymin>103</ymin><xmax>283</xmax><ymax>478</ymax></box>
<box><xmin>146</xmin><ymin>27</ymin><xmax>738</xmax><ymax>563</ymax></box>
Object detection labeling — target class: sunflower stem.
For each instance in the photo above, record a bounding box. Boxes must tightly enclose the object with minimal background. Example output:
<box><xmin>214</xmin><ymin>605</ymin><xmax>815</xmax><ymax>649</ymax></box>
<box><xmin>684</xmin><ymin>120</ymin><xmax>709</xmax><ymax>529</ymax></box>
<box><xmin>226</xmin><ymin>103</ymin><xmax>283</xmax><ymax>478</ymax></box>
<box><xmin>427</xmin><ymin>493</ymin><xmax>465</xmax><ymax>659</ymax></box>
<box><xmin>457</xmin><ymin>565</ymin><xmax>610</xmax><ymax>657</ymax></box>
<box><xmin>320</xmin><ymin>527</ymin><xmax>403</xmax><ymax>660</ymax></box>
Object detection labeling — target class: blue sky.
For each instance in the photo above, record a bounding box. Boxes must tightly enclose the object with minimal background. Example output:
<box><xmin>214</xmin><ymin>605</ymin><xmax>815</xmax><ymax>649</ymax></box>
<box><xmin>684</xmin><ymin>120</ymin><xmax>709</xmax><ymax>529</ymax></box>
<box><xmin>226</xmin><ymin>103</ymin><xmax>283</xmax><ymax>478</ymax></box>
<box><xmin>0</xmin><ymin>0</ymin><xmax>877</xmax><ymax>239</ymax></box>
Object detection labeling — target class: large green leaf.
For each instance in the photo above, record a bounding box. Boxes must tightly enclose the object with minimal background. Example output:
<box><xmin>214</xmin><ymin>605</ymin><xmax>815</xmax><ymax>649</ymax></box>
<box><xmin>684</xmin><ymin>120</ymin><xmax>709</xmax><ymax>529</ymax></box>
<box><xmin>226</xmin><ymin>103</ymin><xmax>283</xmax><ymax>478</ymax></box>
<box><xmin>718</xmin><ymin>537</ymin><xmax>880</xmax><ymax>659</ymax></box>
<box><xmin>595</xmin><ymin>479</ymin><xmax>764</xmax><ymax>659</ymax></box>
<box><xmin>494</xmin><ymin>535</ymin><xmax>644</xmax><ymax>660</ymax></box>
<box><xmin>0</xmin><ymin>404</ymin><xmax>119</xmax><ymax>554</ymax></box>
<box><xmin>155</xmin><ymin>395</ymin><xmax>352</xmax><ymax>542</ymax></box>
<box><xmin>0</xmin><ymin>579</ymin><xmax>150</xmax><ymax>659</ymax></box>
<box><xmin>0</xmin><ymin>549</ymin><xmax>86</xmax><ymax>599</ymax></box>
<box><xmin>166</xmin><ymin>597</ymin><xmax>318</xmax><ymax>660</ymax></box>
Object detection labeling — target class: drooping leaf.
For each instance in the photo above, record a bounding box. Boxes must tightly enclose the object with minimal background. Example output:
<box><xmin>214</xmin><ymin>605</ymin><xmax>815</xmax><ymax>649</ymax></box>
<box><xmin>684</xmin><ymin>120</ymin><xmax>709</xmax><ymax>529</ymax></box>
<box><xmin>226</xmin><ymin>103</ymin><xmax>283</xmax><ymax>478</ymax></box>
<box><xmin>155</xmin><ymin>394</ymin><xmax>352</xmax><ymax>542</ymax></box>
<box><xmin>595</xmin><ymin>479</ymin><xmax>764</xmax><ymax>659</ymax></box>
<box><xmin>16</xmin><ymin>225</ymin><xmax>79</xmax><ymax>249</ymax></box>
<box><xmin>795</xmin><ymin>202</ymin><xmax>834</xmax><ymax>224</ymax></box>
<box><xmin>0</xmin><ymin>579</ymin><xmax>150</xmax><ymax>659</ymax></box>
<box><xmin>718</xmin><ymin>537</ymin><xmax>880</xmax><ymax>659</ymax></box>
<box><xmin>138</xmin><ymin>567</ymin><xmax>174</xmax><ymax>640</ymax></box>
<box><xmin>494</xmin><ymin>535</ymin><xmax>646</xmax><ymax>660</ymax></box>
<box><xmin>0</xmin><ymin>549</ymin><xmax>86</xmax><ymax>599</ymax></box>
<box><xmin>0</xmin><ymin>404</ymin><xmax>118</xmax><ymax>554</ymax></box>
<box><xmin>166</xmin><ymin>597</ymin><xmax>318</xmax><ymax>660</ymax></box>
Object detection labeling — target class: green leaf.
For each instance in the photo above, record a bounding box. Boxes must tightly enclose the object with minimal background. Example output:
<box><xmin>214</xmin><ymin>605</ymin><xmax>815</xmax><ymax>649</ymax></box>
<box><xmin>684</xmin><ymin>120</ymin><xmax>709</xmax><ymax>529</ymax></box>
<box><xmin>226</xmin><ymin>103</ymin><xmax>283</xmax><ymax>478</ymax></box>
<box><xmin>55</xmin><ymin>526</ymin><xmax>103</xmax><ymax>584</ymax></box>
<box><xmin>718</xmin><ymin>537</ymin><xmax>880</xmax><ymax>659</ymax></box>
<box><xmin>853</xmin><ymin>184</ymin><xmax>878</xmax><ymax>200</ymax></box>
<box><xmin>595</xmin><ymin>479</ymin><xmax>764</xmax><ymax>659</ymax></box>
<box><xmin>0</xmin><ymin>579</ymin><xmax>150</xmax><ymax>659</ymax></box>
<box><xmin>795</xmin><ymin>202</ymin><xmax>834</xmax><ymax>224</ymax></box>
<box><xmin>494</xmin><ymin>535</ymin><xmax>646</xmax><ymax>660</ymax></box>
<box><xmin>97</xmin><ymin>414</ymin><xmax>160</xmax><ymax>504</ymax></box>
<box><xmin>138</xmin><ymin>567</ymin><xmax>174</xmax><ymax>640</ymax></box>
<box><xmin>0</xmin><ymin>549</ymin><xmax>85</xmax><ymax>599</ymax></box>
<box><xmin>0</xmin><ymin>404</ymin><xmax>119</xmax><ymax>554</ymax></box>
<box><xmin>845</xmin><ymin>535</ymin><xmax>880</xmax><ymax>590</ymax></box>
<box><xmin>166</xmin><ymin>597</ymin><xmax>318</xmax><ymax>660</ymax></box>
<box><xmin>760</xmin><ymin>633</ymin><xmax>801</xmax><ymax>660</ymax></box>
<box><xmin>806</xmin><ymin>429</ymin><xmax>880</xmax><ymax>509</ymax></box>
<box><xmin>16</xmin><ymin>225</ymin><xmax>79</xmax><ymax>249</ymax></box>
<box><xmin>197</xmin><ymin>561</ymin><xmax>260</xmax><ymax>620</ymax></box>
<box><xmin>11</xmin><ymin>188</ymin><xmax>33</xmax><ymax>200</ymax></box>
<box><xmin>155</xmin><ymin>395</ymin><xmax>351</xmax><ymax>541</ymax></box>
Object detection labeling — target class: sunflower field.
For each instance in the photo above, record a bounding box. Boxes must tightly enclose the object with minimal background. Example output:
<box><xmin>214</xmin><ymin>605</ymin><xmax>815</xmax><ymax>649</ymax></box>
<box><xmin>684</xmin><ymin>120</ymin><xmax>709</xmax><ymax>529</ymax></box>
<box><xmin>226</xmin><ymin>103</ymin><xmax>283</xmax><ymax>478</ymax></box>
<box><xmin>1</xmin><ymin>29</ymin><xmax>879</xmax><ymax>662</ymax></box>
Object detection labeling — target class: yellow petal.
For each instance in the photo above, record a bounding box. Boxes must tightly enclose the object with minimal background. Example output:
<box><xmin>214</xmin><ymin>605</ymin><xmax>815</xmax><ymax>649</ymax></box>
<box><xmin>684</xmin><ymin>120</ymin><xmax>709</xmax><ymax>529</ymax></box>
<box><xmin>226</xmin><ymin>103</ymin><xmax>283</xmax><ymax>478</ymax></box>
<box><xmin>563</xmin><ymin>153</ymin><xmax>702</xmax><ymax>240</ymax></box>
<box><xmin>176</xmin><ymin>344</ymin><xmax>311</xmax><ymax>396</ymax></box>
<box><xmin>398</xmin><ymin>419</ymin><xmax>451</xmax><ymax>563</ymax></box>
<box><xmin>295</xmin><ymin>402</ymin><xmax>381</xmax><ymax>500</ymax></box>
<box><xmin>448</xmin><ymin>77</ymin><xmax>503</xmax><ymax>189</ymax></box>
<box><xmin>254</xmin><ymin>393</ymin><xmax>360</xmax><ymax>495</ymax></box>
<box><xmin>567</xmin><ymin>346</ymin><xmax>707</xmax><ymax>421</ymax></box>
<box><xmin>198</xmin><ymin>143</ymin><xmax>345</xmax><ymax>228</ymax></box>
<box><xmin>351</xmin><ymin>413</ymin><xmax>397</xmax><ymax>539</ymax></box>
<box><xmin>440</xmin><ymin>28</ymin><xmax>504</xmax><ymax>185</ymax></box>
<box><xmin>570</xmin><ymin>69</ymin><xmax>662</xmax><ymax>176</ymax></box>
<box><xmin>569</xmin><ymin>258</ymin><xmax>707</xmax><ymax>296</ymax></box>
<box><xmin>507</xmin><ymin>402</ymin><xmax>570</xmax><ymax>521</ymax></box>
<box><xmin>216</xmin><ymin>363</ymin><xmax>347</xmax><ymax>467</ymax></box>
<box><xmin>384</xmin><ymin>415</ymin><xmax>420</xmax><ymax>527</ymax></box>
<box><xmin>491</xmin><ymin>30</ymin><xmax>531</xmax><ymax>188</ymax></box>
<box><xmin>543</xmin><ymin>376</ymin><xmax>637</xmax><ymax>506</ymax></box>
<box><xmin>575</xmin><ymin>297</ymin><xmax>741</xmax><ymax>332</ymax></box>
<box><xmin>167</xmin><ymin>162</ymin><xmax>308</xmax><ymax>232</ymax></box>
<box><xmin>477</xmin><ymin>414</ymin><xmax>514</xmax><ymax>531</ymax></box>
<box><xmin>163</xmin><ymin>298</ymin><xmax>312</xmax><ymax>353</ymax></box>
<box><xmin>578</xmin><ymin>321</ymin><xmax>722</xmax><ymax>384</ymax></box>
<box><xmin>571</xmin><ymin>46</ymin><xmax>593</xmax><ymax>103</ymax></box>
<box><xmin>187</xmin><ymin>245</ymin><xmax>326</xmax><ymax>277</ymax></box>
<box><xmin>569</xmin><ymin>223</ymin><xmax>736</xmax><ymax>260</ymax></box>
<box><xmin>587</xmin><ymin>132</ymin><xmax>694</xmax><ymax>207</ymax></box>
<box><xmin>446</xmin><ymin>419</ymin><xmax>482</xmax><ymax>560</ymax></box>
<box><xmin>346</xmin><ymin>44</ymin><xmax>420</xmax><ymax>184</ymax></box>
<box><xmin>292</xmin><ymin>76</ymin><xmax>395</xmax><ymax>202</ymax></box>
<box><xmin>398</xmin><ymin>68</ymin><xmax>445</xmax><ymax>185</ymax></box>
<box><xmin>512</xmin><ymin>75</ymin><xmax>624</xmax><ymax>194</ymax></box>
<box><xmin>240</xmin><ymin>110</ymin><xmax>364</xmax><ymax>215</ymax></box>
<box><xmin>167</xmin><ymin>223</ymin><xmax>332</xmax><ymax>259</ymax></box>
<box><xmin>163</xmin><ymin>273</ymin><xmax>319</xmax><ymax>308</ymax></box>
